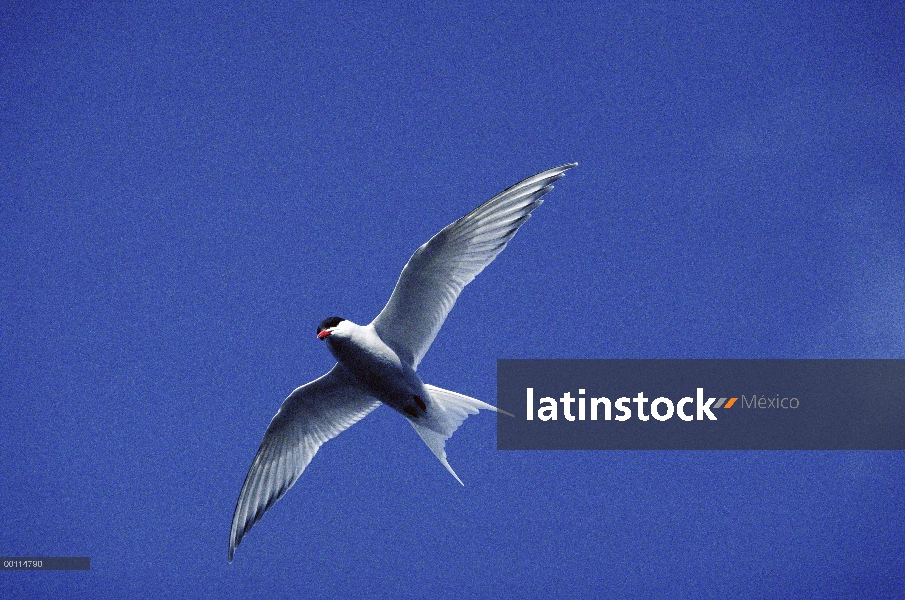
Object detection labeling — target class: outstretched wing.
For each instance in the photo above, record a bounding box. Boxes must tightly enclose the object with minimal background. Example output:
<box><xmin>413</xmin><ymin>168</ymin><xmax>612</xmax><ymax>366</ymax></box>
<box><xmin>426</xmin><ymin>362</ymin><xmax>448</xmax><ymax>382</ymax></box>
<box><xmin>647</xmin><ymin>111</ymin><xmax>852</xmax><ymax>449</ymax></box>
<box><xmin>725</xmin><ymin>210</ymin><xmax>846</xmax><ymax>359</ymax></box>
<box><xmin>371</xmin><ymin>163</ymin><xmax>577</xmax><ymax>368</ymax></box>
<box><xmin>229</xmin><ymin>363</ymin><xmax>379</xmax><ymax>561</ymax></box>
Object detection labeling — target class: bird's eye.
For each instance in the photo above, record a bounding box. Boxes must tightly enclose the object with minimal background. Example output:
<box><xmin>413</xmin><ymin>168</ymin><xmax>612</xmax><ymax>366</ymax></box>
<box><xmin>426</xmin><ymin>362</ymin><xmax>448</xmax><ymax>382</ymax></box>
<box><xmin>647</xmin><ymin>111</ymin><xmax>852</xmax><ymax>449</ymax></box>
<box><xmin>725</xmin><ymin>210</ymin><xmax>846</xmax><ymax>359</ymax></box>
<box><xmin>316</xmin><ymin>316</ymin><xmax>345</xmax><ymax>335</ymax></box>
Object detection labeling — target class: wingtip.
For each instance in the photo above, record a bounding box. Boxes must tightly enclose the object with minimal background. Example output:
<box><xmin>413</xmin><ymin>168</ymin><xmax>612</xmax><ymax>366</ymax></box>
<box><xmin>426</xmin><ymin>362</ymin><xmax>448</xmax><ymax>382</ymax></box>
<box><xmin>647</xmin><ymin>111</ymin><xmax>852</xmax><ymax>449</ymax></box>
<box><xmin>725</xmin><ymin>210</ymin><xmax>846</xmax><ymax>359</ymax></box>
<box><xmin>547</xmin><ymin>162</ymin><xmax>577</xmax><ymax>176</ymax></box>
<box><xmin>228</xmin><ymin>533</ymin><xmax>239</xmax><ymax>562</ymax></box>
<box><xmin>228</xmin><ymin>523</ymin><xmax>242</xmax><ymax>563</ymax></box>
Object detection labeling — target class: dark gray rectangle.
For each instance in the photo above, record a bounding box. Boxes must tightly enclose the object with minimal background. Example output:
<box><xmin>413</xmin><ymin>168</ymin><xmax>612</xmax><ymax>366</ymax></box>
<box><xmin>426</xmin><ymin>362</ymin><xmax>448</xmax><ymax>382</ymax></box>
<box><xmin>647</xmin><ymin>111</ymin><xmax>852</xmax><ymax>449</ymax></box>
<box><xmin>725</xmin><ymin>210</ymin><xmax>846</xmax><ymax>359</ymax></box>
<box><xmin>0</xmin><ymin>557</ymin><xmax>90</xmax><ymax>570</ymax></box>
<box><xmin>497</xmin><ymin>360</ymin><xmax>905</xmax><ymax>450</ymax></box>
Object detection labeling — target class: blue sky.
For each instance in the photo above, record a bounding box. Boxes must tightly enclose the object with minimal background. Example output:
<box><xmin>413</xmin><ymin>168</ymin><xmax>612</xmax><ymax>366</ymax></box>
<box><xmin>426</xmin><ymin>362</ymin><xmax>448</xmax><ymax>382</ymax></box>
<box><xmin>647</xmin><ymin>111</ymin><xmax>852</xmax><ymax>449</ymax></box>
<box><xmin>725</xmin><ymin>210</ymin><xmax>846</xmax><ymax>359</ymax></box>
<box><xmin>2</xmin><ymin>2</ymin><xmax>904</xmax><ymax>598</ymax></box>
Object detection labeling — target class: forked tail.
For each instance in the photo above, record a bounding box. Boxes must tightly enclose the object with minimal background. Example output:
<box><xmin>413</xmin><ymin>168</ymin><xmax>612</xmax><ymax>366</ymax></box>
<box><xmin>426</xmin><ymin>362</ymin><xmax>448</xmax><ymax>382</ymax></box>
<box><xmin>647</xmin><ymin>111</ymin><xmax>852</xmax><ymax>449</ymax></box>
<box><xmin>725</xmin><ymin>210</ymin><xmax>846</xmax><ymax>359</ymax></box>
<box><xmin>409</xmin><ymin>384</ymin><xmax>514</xmax><ymax>485</ymax></box>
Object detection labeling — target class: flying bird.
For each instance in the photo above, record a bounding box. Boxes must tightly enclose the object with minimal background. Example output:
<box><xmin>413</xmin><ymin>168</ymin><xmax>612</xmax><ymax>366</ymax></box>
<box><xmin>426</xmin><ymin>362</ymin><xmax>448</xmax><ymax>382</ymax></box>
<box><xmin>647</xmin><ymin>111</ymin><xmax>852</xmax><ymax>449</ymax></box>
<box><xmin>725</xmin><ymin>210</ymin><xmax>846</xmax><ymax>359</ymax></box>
<box><xmin>229</xmin><ymin>163</ymin><xmax>577</xmax><ymax>561</ymax></box>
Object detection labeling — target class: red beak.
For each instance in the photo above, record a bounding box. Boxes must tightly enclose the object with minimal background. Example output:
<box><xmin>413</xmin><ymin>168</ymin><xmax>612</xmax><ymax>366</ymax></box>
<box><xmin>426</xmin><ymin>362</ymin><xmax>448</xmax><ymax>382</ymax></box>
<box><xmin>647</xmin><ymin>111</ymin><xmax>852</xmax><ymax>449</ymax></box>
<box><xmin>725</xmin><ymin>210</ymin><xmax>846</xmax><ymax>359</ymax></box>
<box><xmin>317</xmin><ymin>330</ymin><xmax>331</xmax><ymax>339</ymax></box>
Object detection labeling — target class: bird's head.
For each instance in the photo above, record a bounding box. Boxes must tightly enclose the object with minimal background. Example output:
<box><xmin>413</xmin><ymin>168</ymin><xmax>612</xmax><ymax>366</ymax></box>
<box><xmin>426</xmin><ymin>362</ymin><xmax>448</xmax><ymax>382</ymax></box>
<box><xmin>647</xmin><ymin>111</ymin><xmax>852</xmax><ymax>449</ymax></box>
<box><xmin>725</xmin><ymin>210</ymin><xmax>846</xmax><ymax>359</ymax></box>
<box><xmin>316</xmin><ymin>316</ymin><xmax>347</xmax><ymax>340</ymax></box>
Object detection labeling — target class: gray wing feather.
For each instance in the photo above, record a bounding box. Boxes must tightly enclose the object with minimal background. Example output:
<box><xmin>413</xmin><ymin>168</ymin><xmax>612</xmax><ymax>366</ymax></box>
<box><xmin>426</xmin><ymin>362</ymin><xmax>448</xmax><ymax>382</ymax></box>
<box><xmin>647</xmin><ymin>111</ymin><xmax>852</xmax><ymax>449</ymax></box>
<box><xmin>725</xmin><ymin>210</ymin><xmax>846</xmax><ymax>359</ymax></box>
<box><xmin>228</xmin><ymin>363</ymin><xmax>379</xmax><ymax>561</ymax></box>
<box><xmin>371</xmin><ymin>163</ymin><xmax>577</xmax><ymax>367</ymax></box>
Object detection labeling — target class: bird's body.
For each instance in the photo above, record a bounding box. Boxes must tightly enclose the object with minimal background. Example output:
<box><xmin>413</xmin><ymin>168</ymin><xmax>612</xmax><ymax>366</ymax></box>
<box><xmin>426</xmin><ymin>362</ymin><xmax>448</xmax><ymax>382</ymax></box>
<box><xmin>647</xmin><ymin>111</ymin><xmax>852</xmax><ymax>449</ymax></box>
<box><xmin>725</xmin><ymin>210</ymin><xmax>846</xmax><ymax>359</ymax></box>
<box><xmin>323</xmin><ymin>320</ymin><xmax>432</xmax><ymax>425</ymax></box>
<box><xmin>229</xmin><ymin>163</ymin><xmax>577</xmax><ymax>562</ymax></box>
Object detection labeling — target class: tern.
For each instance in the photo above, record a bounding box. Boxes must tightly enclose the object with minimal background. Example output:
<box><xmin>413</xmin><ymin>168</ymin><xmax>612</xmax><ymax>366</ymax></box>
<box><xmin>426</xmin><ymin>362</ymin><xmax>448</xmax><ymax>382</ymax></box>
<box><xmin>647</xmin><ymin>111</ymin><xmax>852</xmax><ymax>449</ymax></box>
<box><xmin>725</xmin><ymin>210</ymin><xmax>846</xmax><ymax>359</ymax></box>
<box><xmin>229</xmin><ymin>163</ymin><xmax>577</xmax><ymax>561</ymax></box>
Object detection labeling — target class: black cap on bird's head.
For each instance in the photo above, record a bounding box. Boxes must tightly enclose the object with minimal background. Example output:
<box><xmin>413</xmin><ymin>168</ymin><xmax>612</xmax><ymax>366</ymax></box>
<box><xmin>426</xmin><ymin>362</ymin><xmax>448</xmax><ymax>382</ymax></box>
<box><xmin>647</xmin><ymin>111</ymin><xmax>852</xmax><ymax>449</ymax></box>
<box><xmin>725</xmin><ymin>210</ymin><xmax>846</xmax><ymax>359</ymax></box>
<box><xmin>316</xmin><ymin>316</ymin><xmax>345</xmax><ymax>339</ymax></box>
